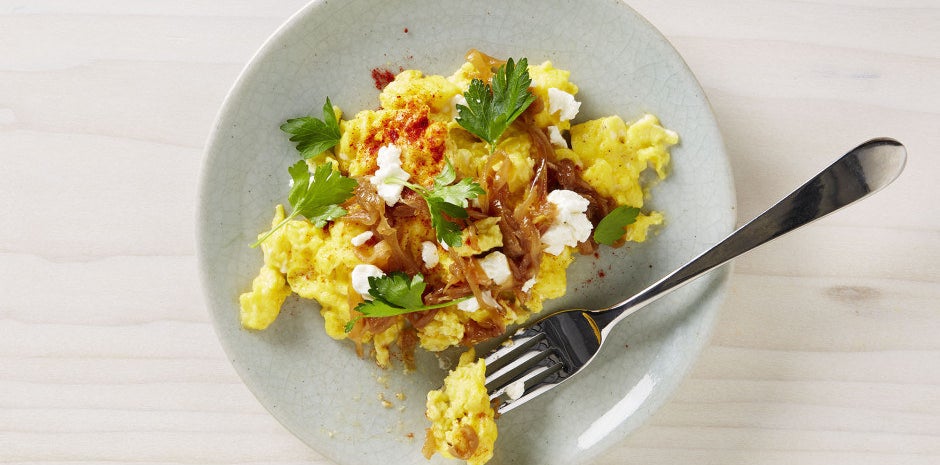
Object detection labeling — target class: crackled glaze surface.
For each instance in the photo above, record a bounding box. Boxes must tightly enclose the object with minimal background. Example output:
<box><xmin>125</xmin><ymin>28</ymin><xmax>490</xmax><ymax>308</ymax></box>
<box><xmin>199</xmin><ymin>1</ymin><xmax>733</xmax><ymax>464</ymax></box>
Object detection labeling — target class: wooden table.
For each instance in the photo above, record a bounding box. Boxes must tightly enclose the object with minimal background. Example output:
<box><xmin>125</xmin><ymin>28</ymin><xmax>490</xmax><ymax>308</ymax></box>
<box><xmin>2</xmin><ymin>1</ymin><xmax>937</xmax><ymax>464</ymax></box>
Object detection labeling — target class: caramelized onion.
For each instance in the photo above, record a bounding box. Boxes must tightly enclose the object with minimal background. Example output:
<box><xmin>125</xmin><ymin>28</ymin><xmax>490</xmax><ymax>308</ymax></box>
<box><xmin>354</xmin><ymin>239</ymin><xmax>392</xmax><ymax>269</ymax></box>
<box><xmin>398</xmin><ymin>325</ymin><xmax>418</xmax><ymax>371</ymax></box>
<box><xmin>344</xmin><ymin>283</ymin><xmax>367</xmax><ymax>347</ymax></box>
<box><xmin>361</xmin><ymin>315</ymin><xmax>398</xmax><ymax>335</ymax></box>
<box><xmin>480</xmin><ymin>125</ymin><xmax>550</xmax><ymax>285</ymax></box>
<box><xmin>445</xmin><ymin>248</ymin><xmax>490</xmax><ymax>312</ymax></box>
<box><xmin>348</xmin><ymin>180</ymin><xmax>421</xmax><ymax>274</ymax></box>
<box><xmin>448</xmin><ymin>425</ymin><xmax>481</xmax><ymax>460</ymax></box>
<box><xmin>425</xmin><ymin>281</ymin><xmax>472</xmax><ymax>303</ymax></box>
<box><xmin>462</xmin><ymin>318</ymin><xmax>505</xmax><ymax>346</ymax></box>
<box><xmin>404</xmin><ymin>309</ymin><xmax>439</xmax><ymax>330</ymax></box>
<box><xmin>342</xmin><ymin>177</ymin><xmax>382</xmax><ymax>227</ymax></box>
<box><xmin>465</xmin><ymin>49</ymin><xmax>505</xmax><ymax>81</ymax></box>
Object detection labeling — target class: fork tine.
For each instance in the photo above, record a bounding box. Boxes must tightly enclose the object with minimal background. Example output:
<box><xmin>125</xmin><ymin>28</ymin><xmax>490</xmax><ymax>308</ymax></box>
<box><xmin>492</xmin><ymin>375</ymin><xmax>563</xmax><ymax>414</ymax></box>
<box><xmin>483</xmin><ymin>332</ymin><xmax>546</xmax><ymax>374</ymax></box>
<box><xmin>484</xmin><ymin>344</ymin><xmax>555</xmax><ymax>391</ymax></box>
<box><xmin>488</xmin><ymin>359</ymin><xmax>564</xmax><ymax>401</ymax></box>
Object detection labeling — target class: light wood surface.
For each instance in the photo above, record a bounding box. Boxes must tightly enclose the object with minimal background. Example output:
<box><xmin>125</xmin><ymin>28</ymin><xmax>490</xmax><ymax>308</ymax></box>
<box><xmin>2</xmin><ymin>1</ymin><xmax>937</xmax><ymax>464</ymax></box>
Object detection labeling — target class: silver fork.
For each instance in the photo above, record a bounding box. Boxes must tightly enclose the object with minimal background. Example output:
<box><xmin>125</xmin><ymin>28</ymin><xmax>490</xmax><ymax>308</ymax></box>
<box><xmin>484</xmin><ymin>138</ymin><xmax>906</xmax><ymax>414</ymax></box>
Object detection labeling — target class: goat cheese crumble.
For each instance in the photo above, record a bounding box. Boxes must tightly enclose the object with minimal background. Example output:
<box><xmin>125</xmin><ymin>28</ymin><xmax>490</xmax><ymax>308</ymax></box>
<box><xmin>350</xmin><ymin>231</ymin><xmax>374</xmax><ymax>246</ymax></box>
<box><xmin>351</xmin><ymin>264</ymin><xmax>385</xmax><ymax>300</ymax></box>
<box><xmin>547</xmin><ymin>125</ymin><xmax>568</xmax><ymax>148</ymax></box>
<box><xmin>547</xmin><ymin>87</ymin><xmax>581</xmax><ymax>121</ymax></box>
<box><xmin>541</xmin><ymin>189</ymin><xmax>593</xmax><ymax>255</ymax></box>
<box><xmin>478</xmin><ymin>251</ymin><xmax>511</xmax><ymax>286</ymax></box>
<box><xmin>505</xmin><ymin>380</ymin><xmax>526</xmax><ymax>401</ymax></box>
<box><xmin>422</xmin><ymin>241</ymin><xmax>440</xmax><ymax>268</ymax></box>
<box><xmin>370</xmin><ymin>144</ymin><xmax>409</xmax><ymax>206</ymax></box>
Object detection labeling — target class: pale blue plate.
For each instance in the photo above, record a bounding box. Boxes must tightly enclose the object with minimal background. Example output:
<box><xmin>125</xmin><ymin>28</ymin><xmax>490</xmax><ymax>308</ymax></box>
<box><xmin>198</xmin><ymin>1</ymin><xmax>735</xmax><ymax>464</ymax></box>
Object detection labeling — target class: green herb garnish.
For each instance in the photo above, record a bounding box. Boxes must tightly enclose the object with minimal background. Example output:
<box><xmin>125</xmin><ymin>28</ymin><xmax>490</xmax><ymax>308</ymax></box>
<box><xmin>344</xmin><ymin>272</ymin><xmax>471</xmax><ymax>332</ymax></box>
<box><xmin>251</xmin><ymin>160</ymin><xmax>357</xmax><ymax>247</ymax></box>
<box><xmin>280</xmin><ymin>97</ymin><xmax>342</xmax><ymax>159</ymax></box>
<box><xmin>593</xmin><ymin>206</ymin><xmax>641</xmax><ymax>246</ymax></box>
<box><xmin>387</xmin><ymin>159</ymin><xmax>485</xmax><ymax>247</ymax></box>
<box><xmin>456</xmin><ymin>57</ymin><xmax>537</xmax><ymax>153</ymax></box>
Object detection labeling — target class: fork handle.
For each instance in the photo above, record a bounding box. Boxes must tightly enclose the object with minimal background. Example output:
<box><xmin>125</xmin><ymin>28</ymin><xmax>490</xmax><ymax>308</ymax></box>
<box><xmin>591</xmin><ymin>138</ymin><xmax>906</xmax><ymax>333</ymax></box>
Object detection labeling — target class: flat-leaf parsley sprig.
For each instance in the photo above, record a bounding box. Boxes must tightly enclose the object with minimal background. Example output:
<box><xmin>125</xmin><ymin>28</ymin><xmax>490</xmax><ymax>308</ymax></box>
<box><xmin>251</xmin><ymin>160</ymin><xmax>357</xmax><ymax>247</ymax></box>
<box><xmin>280</xmin><ymin>97</ymin><xmax>342</xmax><ymax>160</ymax></box>
<box><xmin>593</xmin><ymin>205</ymin><xmax>641</xmax><ymax>246</ymax></box>
<box><xmin>456</xmin><ymin>57</ymin><xmax>537</xmax><ymax>153</ymax></box>
<box><xmin>344</xmin><ymin>272</ymin><xmax>472</xmax><ymax>332</ymax></box>
<box><xmin>386</xmin><ymin>159</ymin><xmax>485</xmax><ymax>247</ymax></box>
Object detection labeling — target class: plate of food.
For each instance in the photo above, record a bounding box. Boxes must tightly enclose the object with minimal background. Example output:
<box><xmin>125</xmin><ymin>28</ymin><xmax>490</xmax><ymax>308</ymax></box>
<box><xmin>197</xmin><ymin>1</ymin><xmax>735</xmax><ymax>464</ymax></box>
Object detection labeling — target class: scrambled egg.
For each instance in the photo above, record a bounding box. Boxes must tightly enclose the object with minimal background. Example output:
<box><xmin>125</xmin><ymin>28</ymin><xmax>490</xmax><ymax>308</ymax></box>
<box><xmin>238</xmin><ymin>51</ymin><xmax>678</xmax><ymax>465</ymax></box>
<box><xmin>424</xmin><ymin>349</ymin><xmax>497</xmax><ymax>465</ymax></box>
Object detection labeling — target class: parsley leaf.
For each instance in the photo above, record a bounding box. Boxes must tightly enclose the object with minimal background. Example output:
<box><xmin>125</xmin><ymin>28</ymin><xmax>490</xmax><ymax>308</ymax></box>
<box><xmin>367</xmin><ymin>271</ymin><xmax>426</xmax><ymax>308</ymax></box>
<box><xmin>251</xmin><ymin>160</ymin><xmax>357</xmax><ymax>247</ymax></box>
<box><xmin>387</xmin><ymin>159</ymin><xmax>485</xmax><ymax>247</ymax></box>
<box><xmin>426</xmin><ymin>196</ymin><xmax>468</xmax><ymax>246</ymax></box>
<box><xmin>344</xmin><ymin>272</ymin><xmax>472</xmax><ymax>332</ymax></box>
<box><xmin>593</xmin><ymin>206</ymin><xmax>641</xmax><ymax>246</ymax></box>
<box><xmin>456</xmin><ymin>57</ymin><xmax>537</xmax><ymax>152</ymax></box>
<box><xmin>432</xmin><ymin>156</ymin><xmax>457</xmax><ymax>188</ymax></box>
<box><xmin>431</xmin><ymin>160</ymin><xmax>484</xmax><ymax>207</ymax></box>
<box><xmin>280</xmin><ymin>97</ymin><xmax>342</xmax><ymax>159</ymax></box>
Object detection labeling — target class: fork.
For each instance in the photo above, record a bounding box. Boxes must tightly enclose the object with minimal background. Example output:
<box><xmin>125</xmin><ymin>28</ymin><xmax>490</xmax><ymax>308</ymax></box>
<box><xmin>483</xmin><ymin>138</ymin><xmax>907</xmax><ymax>414</ymax></box>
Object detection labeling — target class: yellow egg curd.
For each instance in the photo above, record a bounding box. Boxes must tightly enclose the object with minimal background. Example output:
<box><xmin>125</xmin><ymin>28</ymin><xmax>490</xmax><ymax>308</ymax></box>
<box><xmin>423</xmin><ymin>349</ymin><xmax>497</xmax><ymax>465</ymax></box>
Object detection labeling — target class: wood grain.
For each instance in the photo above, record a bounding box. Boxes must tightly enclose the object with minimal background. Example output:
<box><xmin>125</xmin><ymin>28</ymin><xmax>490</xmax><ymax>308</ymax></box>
<box><xmin>1</xmin><ymin>1</ymin><xmax>937</xmax><ymax>464</ymax></box>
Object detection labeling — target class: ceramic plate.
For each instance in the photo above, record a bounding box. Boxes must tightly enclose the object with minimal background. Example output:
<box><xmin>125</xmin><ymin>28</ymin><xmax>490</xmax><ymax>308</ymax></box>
<box><xmin>198</xmin><ymin>1</ymin><xmax>735</xmax><ymax>464</ymax></box>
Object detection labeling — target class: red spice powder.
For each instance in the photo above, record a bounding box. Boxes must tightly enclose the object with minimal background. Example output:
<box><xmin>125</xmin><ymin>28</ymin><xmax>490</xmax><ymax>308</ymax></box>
<box><xmin>371</xmin><ymin>67</ymin><xmax>396</xmax><ymax>90</ymax></box>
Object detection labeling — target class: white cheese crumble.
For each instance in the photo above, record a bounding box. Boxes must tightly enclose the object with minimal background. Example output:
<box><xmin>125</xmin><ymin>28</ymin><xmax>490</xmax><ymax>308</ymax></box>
<box><xmin>370</xmin><ymin>144</ymin><xmax>409</xmax><ymax>206</ymax></box>
<box><xmin>547</xmin><ymin>125</ymin><xmax>568</xmax><ymax>148</ymax></box>
<box><xmin>479</xmin><ymin>251</ymin><xmax>511</xmax><ymax>286</ymax></box>
<box><xmin>350</xmin><ymin>231</ymin><xmax>373</xmax><ymax>247</ymax></box>
<box><xmin>351</xmin><ymin>264</ymin><xmax>385</xmax><ymax>300</ymax></box>
<box><xmin>448</xmin><ymin>94</ymin><xmax>468</xmax><ymax>119</ymax></box>
<box><xmin>421</xmin><ymin>241</ymin><xmax>440</xmax><ymax>268</ymax></box>
<box><xmin>458</xmin><ymin>290</ymin><xmax>498</xmax><ymax>314</ymax></box>
<box><xmin>505</xmin><ymin>379</ymin><xmax>526</xmax><ymax>401</ymax></box>
<box><xmin>541</xmin><ymin>189</ymin><xmax>593</xmax><ymax>255</ymax></box>
<box><xmin>521</xmin><ymin>277</ymin><xmax>537</xmax><ymax>293</ymax></box>
<box><xmin>457</xmin><ymin>297</ymin><xmax>480</xmax><ymax>313</ymax></box>
<box><xmin>547</xmin><ymin>88</ymin><xmax>581</xmax><ymax>121</ymax></box>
